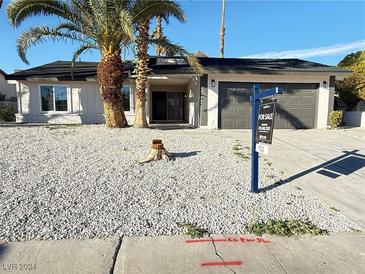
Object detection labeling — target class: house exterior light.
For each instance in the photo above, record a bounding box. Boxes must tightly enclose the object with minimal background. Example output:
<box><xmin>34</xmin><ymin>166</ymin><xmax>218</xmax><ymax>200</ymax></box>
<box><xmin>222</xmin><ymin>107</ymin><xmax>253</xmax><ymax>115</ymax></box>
<box><xmin>211</xmin><ymin>79</ymin><xmax>215</xmax><ymax>87</ymax></box>
<box><xmin>323</xmin><ymin>81</ymin><xmax>327</xmax><ymax>88</ymax></box>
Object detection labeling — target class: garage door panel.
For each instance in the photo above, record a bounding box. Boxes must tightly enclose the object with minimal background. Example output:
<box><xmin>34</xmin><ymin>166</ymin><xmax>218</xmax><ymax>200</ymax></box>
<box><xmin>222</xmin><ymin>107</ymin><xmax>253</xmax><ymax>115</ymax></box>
<box><xmin>277</xmin><ymin>96</ymin><xmax>287</xmax><ymax>104</ymax></box>
<box><xmin>285</xmin><ymin>108</ymin><xmax>300</xmax><ymax>116</ymax></box>
<box><xmin>302</xmin><ymin>96</ymin><xmax>315</xmax><ymax>105</ymax></box>
<box><xmin>236</xmin><ymin>96</ymin><xmax>250</xmax><ymax>104</ymax></box>
<box><xmin>241</xmin><ymin>108</ymin><xmax>249</xmax><ymax>116</ymax></box>
<box><xmin>222</xmin><ymin>120</ymin><xmax>234</xmax><ymax>129</ymax></box>
<box><xmin>286</xmin><ymin>118</ymin><xmax>303</xmax><ymax>129</ymax></box>
<box><xmin>289</xmin><ymin>96</ymin><xmax>300</xmax><ymax>105</ymax></box>
<box><xmin>300</xmin><ymin>118</ymin><xmax>314</xmax><ymax>128</ymax></box>
<box><xmin>218</xmin><ymin>82</ymin><xmax>318</xmax><ymax>129</ymax></box>
<box><xmin>236</xmin><ymin>108</ymin><xmax>245</xmax><ymax>115</ymax></box>
<box><xmin>276</xmin><ymin>105</ymin><xmax>287</xmax><ymax>116</ymax></box>
<box><xmin>274</xmin><ymin>118</ymin><xmax>286</xmax><ymax>128</ymax></box>
<box><xmin>235</xmin><ymin>120</ymin><xmax>245</xmax><ymax>128</ymax></box>
<box><xmin>302</xmin><ymin>107</ymin><xmax>314</xmax><ymax>117</ymax></box>
<box><xmin>222</xmin><ymin>108</ymin><xmax>234</xmax><ymax>116</ymax></box>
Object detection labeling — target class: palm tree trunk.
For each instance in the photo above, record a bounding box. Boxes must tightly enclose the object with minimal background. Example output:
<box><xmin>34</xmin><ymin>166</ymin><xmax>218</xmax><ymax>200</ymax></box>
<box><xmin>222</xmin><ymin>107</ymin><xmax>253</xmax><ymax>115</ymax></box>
<box><xmin>134</xmin><ymin>19</ymin><xmax>150</xmax><ymax>128</ymax></box>
<box><xmin>97</xmin><ymin>51</ymin><xmax>125</xmax><ymax>128</ymax></box>
<box><xmin>155</xmin><ymin>15</ymin><xmax>163</xmax><ymax>56</ymax></box>
<box><xmin>220</xmin><ymin>0</ymin><xmax>226</xmax><ymax>58</ymax></box>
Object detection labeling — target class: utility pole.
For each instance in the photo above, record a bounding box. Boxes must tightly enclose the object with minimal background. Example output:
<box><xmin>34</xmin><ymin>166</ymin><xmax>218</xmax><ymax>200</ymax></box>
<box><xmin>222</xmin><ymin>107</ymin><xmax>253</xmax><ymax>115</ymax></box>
<box><xmin>220</xmin><ymin>0</ymin><xmax>225</xmax><ymax>58</ymax></box>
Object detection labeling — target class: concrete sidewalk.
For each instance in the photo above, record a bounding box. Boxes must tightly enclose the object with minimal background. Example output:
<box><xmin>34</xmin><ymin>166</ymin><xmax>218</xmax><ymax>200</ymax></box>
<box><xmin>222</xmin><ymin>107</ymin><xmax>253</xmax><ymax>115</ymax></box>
<box><xmin>115</xmin><ymin>233</ymin><xmax>365</xmax><ymax>274</ymax></box>
<box><xmin>0</xmin><ymin>237</ymin><xmax>120</xmax><ymax>274</ymax></box>
<box><xmin>1</xmin><ymin>233</ymin><xmax>364</xmax><ymax>274</ymax></box>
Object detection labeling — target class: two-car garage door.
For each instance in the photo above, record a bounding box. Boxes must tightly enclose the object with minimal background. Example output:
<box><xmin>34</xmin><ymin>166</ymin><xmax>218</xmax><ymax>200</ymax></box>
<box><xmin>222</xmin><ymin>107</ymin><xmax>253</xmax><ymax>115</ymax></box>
<box><xmin>218</xmin><ymin>82</ymin><xmax>319</xmax><ymax>129</ymax></box>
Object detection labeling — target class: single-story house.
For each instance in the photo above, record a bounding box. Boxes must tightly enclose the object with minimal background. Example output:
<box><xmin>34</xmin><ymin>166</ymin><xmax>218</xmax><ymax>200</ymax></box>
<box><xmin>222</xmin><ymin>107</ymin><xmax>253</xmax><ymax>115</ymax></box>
<box><xmin>5</xmin><ymin>57</ymin><xmax>351</xmax><ymax>129</ymax></box>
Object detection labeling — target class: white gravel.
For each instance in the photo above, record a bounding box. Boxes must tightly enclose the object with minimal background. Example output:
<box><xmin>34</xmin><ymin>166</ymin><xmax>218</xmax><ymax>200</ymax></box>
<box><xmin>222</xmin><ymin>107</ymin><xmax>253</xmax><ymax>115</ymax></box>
<box><xmin>0</xmin><ymin>125</ymin><xmax>360</xmax><ymax>242</ymax></box>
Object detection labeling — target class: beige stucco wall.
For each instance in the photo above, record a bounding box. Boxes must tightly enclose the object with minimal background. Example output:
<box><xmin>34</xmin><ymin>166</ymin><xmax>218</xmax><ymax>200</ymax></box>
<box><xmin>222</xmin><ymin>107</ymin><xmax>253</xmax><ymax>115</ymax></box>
<box><xmin>13</xmin><ymin>72</ymin><xmax>336</xmax><ymax>128</ymax></box>
<box><xmin>205</xmin><ymin>73</ymin><xmax>333</xmax><ymax>129</ymax></box>
<box><xmin>187</xmin><ymin>76</ymin><xmax>200</xmax><ymax>126</ymax></box>
<box><xmin>15</xmin><ymin>80</ymin><xmax>135</xmax><ymax>124</ymax></box>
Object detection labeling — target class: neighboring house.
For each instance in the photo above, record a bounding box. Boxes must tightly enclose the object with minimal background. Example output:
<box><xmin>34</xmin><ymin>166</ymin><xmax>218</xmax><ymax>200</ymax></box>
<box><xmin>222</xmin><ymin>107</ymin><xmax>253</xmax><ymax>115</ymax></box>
<box><xmin>0</xmin><ymin>69</ymin><xmax>17</xmax><ymax>101</ymax></box>
<box><xmin>5</xmin><ymin>57</ymin><xmax>350</xmax><ymax>129</ymax></box>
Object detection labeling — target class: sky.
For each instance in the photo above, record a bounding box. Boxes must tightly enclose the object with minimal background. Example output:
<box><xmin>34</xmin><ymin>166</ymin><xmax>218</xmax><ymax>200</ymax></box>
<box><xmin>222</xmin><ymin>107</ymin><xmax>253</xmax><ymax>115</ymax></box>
<box><xmin>0</xmin><ymin>0</ymin><xmax>364</xmax><ymax>73</ymax></box>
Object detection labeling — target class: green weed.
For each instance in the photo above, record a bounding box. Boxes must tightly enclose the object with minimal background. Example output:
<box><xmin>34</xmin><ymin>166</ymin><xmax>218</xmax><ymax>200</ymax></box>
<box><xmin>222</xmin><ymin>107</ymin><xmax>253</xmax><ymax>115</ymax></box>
<box><xmin>247</xmin><ymin>219</ymin><xmax>328</xmax><ymax>236</ymax></box>
<box><xmin>177</xmin><ymin>222</ymin><xmax>209</xmax><ymax>238</ymax></box>
<box><xmin>234</xmin><ymin>151</ymin><xmax>250</xmax><ymax>160</ymax></box>
<box><xmin>330</xmin><ymin>207</ymin><xmax>340</xmax><ymax>212</ymax></box>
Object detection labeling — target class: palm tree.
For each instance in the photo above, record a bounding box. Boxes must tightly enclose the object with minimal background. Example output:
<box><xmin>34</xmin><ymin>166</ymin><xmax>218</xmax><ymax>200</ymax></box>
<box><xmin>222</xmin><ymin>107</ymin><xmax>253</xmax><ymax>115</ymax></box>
<box><xmin>133</xmin><ymin>1</ymin><xmax>203</xmax><ymax>128</ymax></box>
<box><xmin>220</xmin><ymin>0</ymin><xmax>226</xmax><ymax>58</ymax></box>
<box><xmin>8</xmin><ymin>0</ymin><xmax>201</xmax><ymax>128</ymax></box>
<box><xmin>132</xmin><ymin>0</ymin><xmax>187</xmax><ymax>128</ymax></box>
<box><xmin>154</xmin><ymin>15</ymin><xmax>164</xmax><ymax>56</ymax></box>
<box><xmin>7</xmin><ymin>0</ymin><xmax>135</xmax><ymax>128</ymax></box>
<box><xmin>151</xmin><ymin>14</ymin><xmax>180</xmax><ymax>57</ymax></box>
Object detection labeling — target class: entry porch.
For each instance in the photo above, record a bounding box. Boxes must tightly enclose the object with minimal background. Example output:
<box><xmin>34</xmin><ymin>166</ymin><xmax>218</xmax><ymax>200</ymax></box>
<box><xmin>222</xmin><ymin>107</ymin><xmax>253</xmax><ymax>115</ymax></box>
<box><xmin>146</xmin><ymin>75</ymin><xmax>200</xmax><ymax>127</ymax></box>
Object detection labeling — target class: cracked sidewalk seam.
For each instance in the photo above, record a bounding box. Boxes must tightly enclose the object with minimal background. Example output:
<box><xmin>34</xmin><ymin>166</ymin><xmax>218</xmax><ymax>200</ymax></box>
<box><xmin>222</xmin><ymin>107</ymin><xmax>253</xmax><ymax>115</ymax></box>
<box><xmin>266</xmin><ymin>245</ymin><xmax>288</xmax><ymax>274</ymax></box>
<box><xmin>208</xmin><ymin>235</ymin><xmax>237</xmax><ymax>274</ymax></box>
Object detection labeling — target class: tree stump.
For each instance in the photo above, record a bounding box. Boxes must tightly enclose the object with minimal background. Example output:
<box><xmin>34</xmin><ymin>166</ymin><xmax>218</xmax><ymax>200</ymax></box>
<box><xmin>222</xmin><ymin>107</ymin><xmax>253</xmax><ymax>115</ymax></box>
<box><xmin>139</xmin><ymin>139</ymin><xmax>171</xmax><ymax>163</ymax></box>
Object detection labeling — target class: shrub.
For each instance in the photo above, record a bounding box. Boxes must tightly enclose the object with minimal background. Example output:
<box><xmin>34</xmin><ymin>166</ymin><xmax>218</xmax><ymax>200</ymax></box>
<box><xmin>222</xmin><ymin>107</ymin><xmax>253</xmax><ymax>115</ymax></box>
<box><xmin>335</xmin><ymin>78</ymin><xmax>361</xmax><ymax>110</ymax></box>
<box><xmin>336</xmin><ymin>50</ymin><xmax>365</xmax><ymax>109</ymax></box>
<box><xmin>329</xmin><ymin>111</ymin><xmax>343</xmax><ymax>128</ymax></box>
<box><xmin>0</xmin><ymin>107</ymin><xmax>16</xmax><ymax>122</ymax></box>
<box><xmin>0</xmin><ymin>92</ymin><xmax>5</xmax><ymax>101</ymax></box>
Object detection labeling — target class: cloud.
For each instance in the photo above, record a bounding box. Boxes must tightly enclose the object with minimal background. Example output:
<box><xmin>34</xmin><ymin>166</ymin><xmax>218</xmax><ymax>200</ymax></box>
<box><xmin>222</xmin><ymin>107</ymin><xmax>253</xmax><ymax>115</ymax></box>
<box><xmin>243</xmin><ymin>40</ymin><xmax>365</xmax><ymax>59</ymax></box>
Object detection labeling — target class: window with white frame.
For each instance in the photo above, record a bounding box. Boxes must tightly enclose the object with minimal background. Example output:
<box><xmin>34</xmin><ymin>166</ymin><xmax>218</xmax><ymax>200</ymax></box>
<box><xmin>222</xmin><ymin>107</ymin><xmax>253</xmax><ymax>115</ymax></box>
<box><xmin>121</xmin><ymin>86</ymin><xmax>131</xmax><ymax>112</ymax></box>
<box><xmin>40</xmin><ymin>85</ymin><xmax>68</xmax><ymax>112</ymax></box>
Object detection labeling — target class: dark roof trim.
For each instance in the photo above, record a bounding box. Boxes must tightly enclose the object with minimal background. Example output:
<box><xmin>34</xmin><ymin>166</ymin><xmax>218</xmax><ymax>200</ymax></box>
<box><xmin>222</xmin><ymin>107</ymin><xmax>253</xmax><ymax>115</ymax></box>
<box><xmin>5</xmin><ymin>57</ymin><xmax>351</xmax><ymax>81</ymax></box>
<box><xmin>0</xmin><ymin>69</ymin><xmax>7</xmax><ymax>76</ymax></box>
<box><xmin>196</xmin><ymin>57</ymin><xmax>350</xmax><ymax>74</ymax></box>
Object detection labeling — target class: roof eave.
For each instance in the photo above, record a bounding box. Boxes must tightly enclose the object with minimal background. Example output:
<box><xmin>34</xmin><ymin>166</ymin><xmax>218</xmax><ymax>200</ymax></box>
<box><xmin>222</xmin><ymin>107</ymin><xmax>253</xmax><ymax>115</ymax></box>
<box><xmin>204</xmin><ymin>69</ymin><xmax>352</xmax><ymax>76</ymax></box>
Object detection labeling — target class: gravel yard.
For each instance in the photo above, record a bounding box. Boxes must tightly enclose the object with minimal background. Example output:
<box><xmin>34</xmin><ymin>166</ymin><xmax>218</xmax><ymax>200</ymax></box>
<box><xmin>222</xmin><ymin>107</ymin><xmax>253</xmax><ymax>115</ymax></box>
<box><xmin>0</xmin><ymin>125</ymin><xmax>360</xmax><ymax>242</ymax></box>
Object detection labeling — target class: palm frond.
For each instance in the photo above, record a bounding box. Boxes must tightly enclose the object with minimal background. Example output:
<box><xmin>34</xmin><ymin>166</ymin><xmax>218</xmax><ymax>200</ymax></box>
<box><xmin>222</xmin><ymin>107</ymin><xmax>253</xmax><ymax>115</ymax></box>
<box><xmin>70</xmin><ymin>43</ymin><xmax>98</xmax><ymax>79</ymax></box>
<box><xmin>16</xmin><ymin>25</ymin><xmax>97</xmax><ymax>64</ymax></box>
<box><xmin>16</xmin><ymin>25</ymin><xmax>55</xmax><ymax>64</ymax></box>
<box><xmin>131</xmin><ymin>0</ymin><xmax>185</xmax><ymax>23</ymax></box>
<box><xmin>7</xmin><ymin>0</ymin><xmax>72</xmax><ymax>27</ymax></box>
<box><xmin>53</xmin><ymin>22</ymin><xmax>82</xmax><ymax>34</ymax></box>
<box><xmin>118</xmin><ymin>9</ymin><xmax>134</xmax><ymax>45</ymax></box>
<box><xmin>72</xmin><ymin>44</ymin><xmax>98</xmax><ymax>64</ymax></box>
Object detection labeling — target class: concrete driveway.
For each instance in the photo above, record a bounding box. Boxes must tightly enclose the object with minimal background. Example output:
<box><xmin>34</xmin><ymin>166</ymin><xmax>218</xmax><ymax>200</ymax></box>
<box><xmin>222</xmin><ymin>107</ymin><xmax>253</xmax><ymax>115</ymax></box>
<box><xmin>221</xmin><ymin>128</ymin><xmax>365</xmax><ymax>228</ymax></box>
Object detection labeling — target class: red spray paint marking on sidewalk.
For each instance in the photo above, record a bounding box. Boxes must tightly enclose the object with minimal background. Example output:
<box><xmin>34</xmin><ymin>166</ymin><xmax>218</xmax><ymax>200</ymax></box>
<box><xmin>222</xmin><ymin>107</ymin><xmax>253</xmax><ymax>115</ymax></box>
<box><xmin>185</xmin><ymin>236</ymin><xmax>271</xmax><ymax>244</ymax></box>
<box><xmin>185</xmin><ymin>237</ymin><xmax>270</xmax><ymax>268</ymax></box>
<box><xmin>185</xmin><ymin>238</ymin><xmax>227</xmax><ymax>243</ymax></box>
<box><xmin>201</xmin><ymin>261</ymin><xmax>242</xmax><ymax>267</ymax></box>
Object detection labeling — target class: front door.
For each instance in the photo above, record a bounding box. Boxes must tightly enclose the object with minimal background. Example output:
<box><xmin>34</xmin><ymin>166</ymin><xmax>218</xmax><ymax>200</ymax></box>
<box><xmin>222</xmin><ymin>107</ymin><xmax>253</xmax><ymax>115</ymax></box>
<box><xmin>152</xmin><ymin>92</ymin><xmax>185</xmax><ymax>121</ymax></box>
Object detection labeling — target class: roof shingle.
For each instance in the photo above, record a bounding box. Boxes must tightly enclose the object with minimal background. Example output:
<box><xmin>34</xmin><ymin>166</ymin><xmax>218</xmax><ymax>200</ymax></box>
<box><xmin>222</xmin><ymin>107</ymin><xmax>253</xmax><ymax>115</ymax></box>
<box><xmin>5</xmin><ymin>57</ymin><xmax>350</xmax><ymax>81</ymax></box>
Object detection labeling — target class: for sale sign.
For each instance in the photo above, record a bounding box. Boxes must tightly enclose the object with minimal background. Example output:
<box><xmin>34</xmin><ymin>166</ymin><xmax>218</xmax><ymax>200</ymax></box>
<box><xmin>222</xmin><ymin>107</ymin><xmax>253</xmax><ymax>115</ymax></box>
<box><xmin>256</xmin><ymin>101</ymin><xmax>276</xmax><ymax>144</ymax></box>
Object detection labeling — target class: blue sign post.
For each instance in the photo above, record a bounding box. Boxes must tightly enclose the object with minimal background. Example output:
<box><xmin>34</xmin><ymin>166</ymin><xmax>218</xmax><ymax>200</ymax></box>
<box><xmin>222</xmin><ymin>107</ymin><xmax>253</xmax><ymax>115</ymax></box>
<box><xmin>250</xmin><ymin>84</ymin><xmax>283</xmax><ymax>193</ymax></box>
